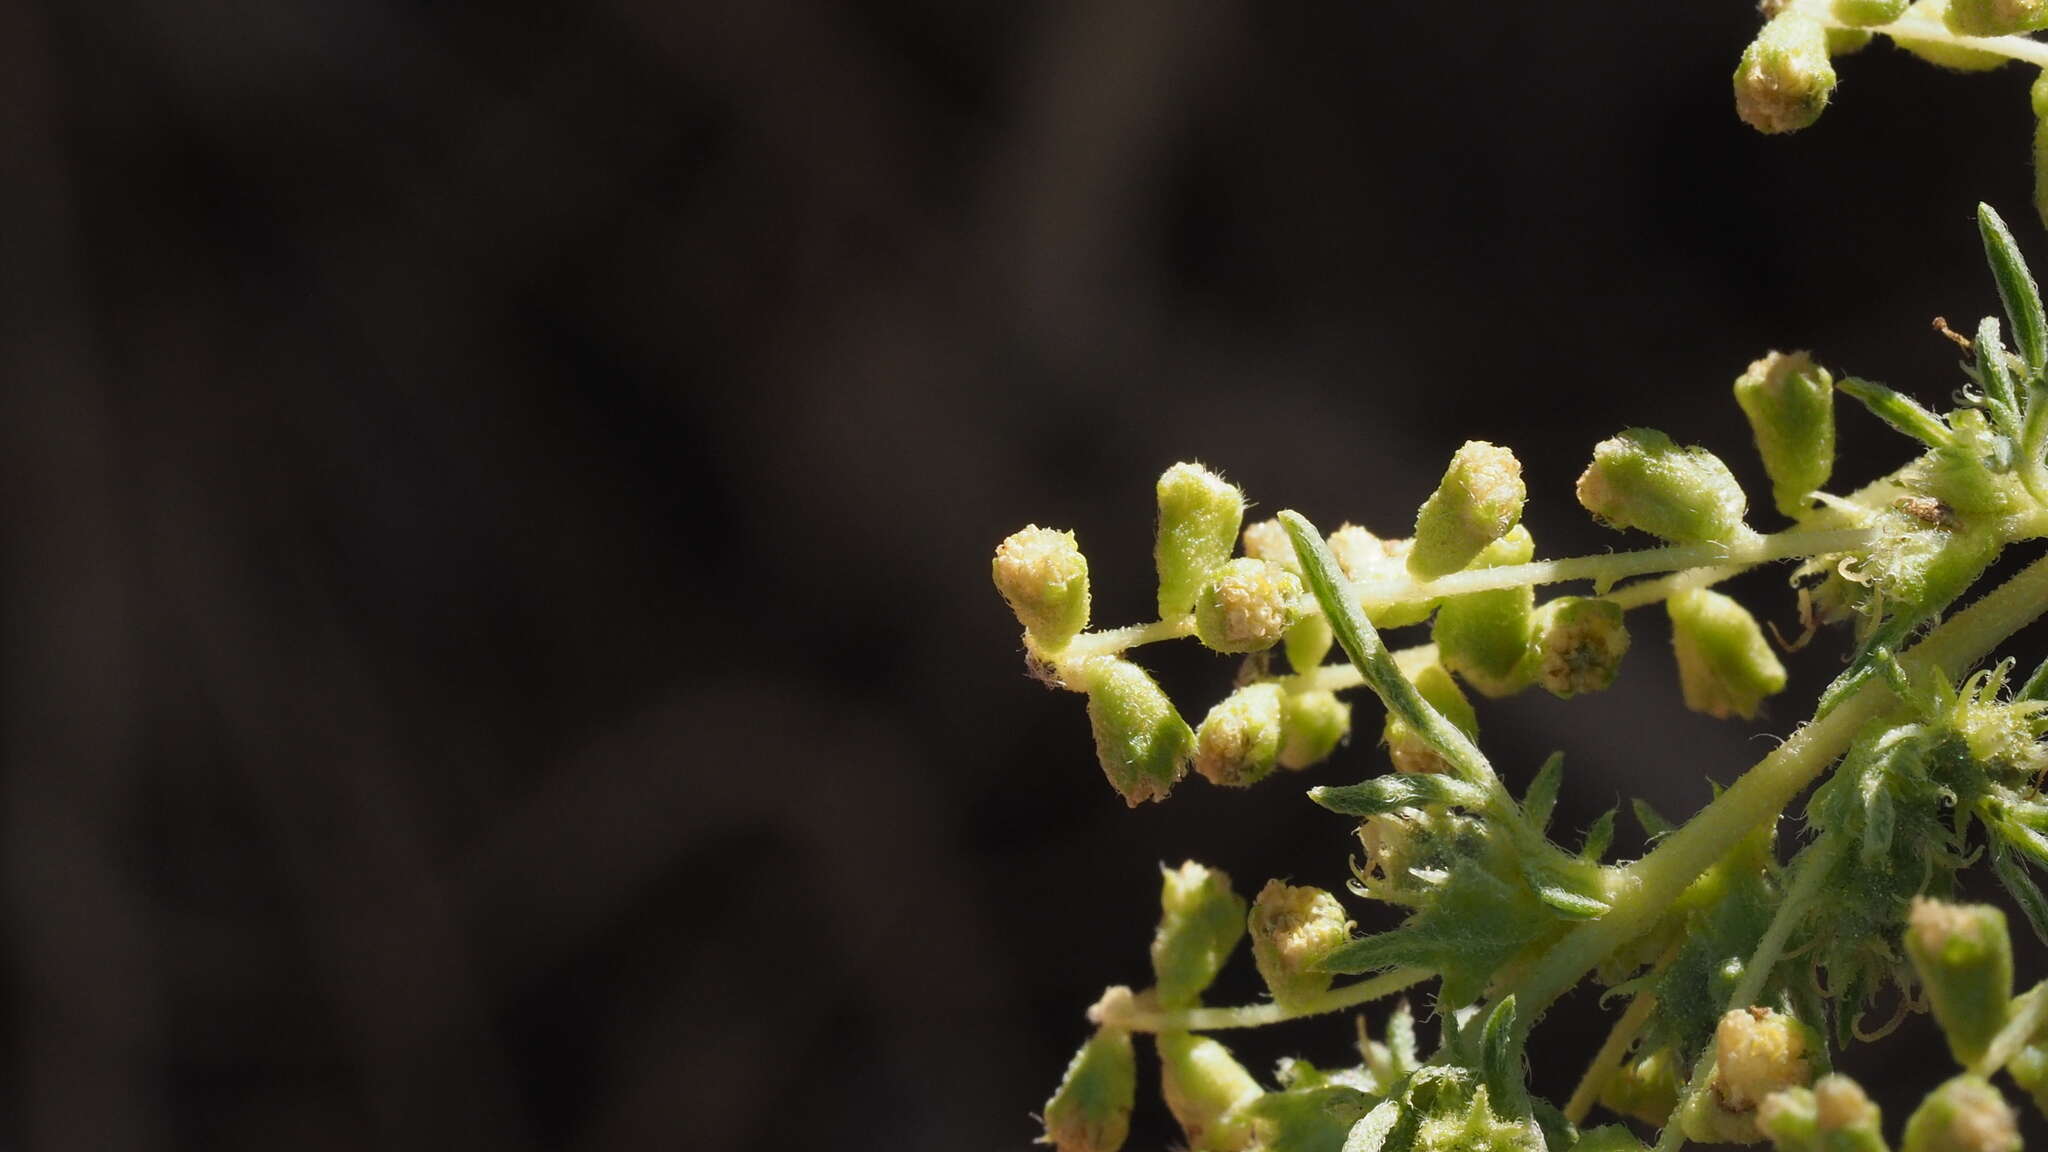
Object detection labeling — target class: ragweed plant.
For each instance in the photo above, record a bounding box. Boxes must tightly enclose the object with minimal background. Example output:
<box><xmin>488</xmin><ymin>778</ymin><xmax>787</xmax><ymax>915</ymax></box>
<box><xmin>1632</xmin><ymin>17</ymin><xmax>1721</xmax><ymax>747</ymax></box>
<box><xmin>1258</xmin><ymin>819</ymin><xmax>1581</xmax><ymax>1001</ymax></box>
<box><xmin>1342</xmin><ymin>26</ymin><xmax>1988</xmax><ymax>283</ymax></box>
<box><xmin>998</xmin><ymin>206</ymin><xmax>2048</xmax><ymax>1150</ymax></box>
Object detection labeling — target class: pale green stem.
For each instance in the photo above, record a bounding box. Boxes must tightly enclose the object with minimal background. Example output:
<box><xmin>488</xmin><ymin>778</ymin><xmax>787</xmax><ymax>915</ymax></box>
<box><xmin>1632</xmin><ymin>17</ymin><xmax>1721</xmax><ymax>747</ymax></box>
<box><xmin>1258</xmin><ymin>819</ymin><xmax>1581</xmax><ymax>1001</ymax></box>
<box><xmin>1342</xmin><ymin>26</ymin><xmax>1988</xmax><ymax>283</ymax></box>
<box><xmin>1651</xmin><ymin>834</ymin><xmax>1846</xmax><ymax>1152</ymax></box>
<box><xmin>1563</xmin><ymin>978</ymin><xmax>1663</xmax><ymax>1124</ymax></box>
<box><xmin>1511</xmin><ymin>550</ymin><xmax>2048</xmax><ymax>1032</ymax></box>
<box><xmin>1087</xmin><ymin>967</ymin><xmax>1431</xmax><ymax>1033</ymax></box>
<box><xmin>1793</xmin><ymin>0</ymin><xmax>2048</xmax><ymax>68</ymax></box>
<box><xmin>1971</xmin><ymin>980</ymin><xmax>2048</xmax><ymax>1077</ymax></box>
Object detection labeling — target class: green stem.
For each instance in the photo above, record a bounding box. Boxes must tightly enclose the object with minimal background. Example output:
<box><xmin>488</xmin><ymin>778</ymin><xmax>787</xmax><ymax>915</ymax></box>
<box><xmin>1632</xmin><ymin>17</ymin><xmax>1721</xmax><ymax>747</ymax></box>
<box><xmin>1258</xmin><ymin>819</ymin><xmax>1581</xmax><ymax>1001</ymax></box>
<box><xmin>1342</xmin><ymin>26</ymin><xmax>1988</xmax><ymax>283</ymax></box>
<box><xmin>1651</xmin><ymin>833</ymin><xmax>1846</xmax><ymax>1152</ymax></box>
<box><xmin>1797</xmin><ymin>0</ymin><xmax>2048</xmax><ymax>68</ymax></box>
<box><xmin>1511</xmin><ymin>551</ymin><xmax>2048</xmax><ymax>1032</ymax></box>
<box><xmin>1564</xmin><ymin>975</ymin><xmax>1663</xmax><ymax>1124</ymax></box>
<box><xmin>1087</xmin><ymin>967</ymin><xmax>1431</xmax><ymax>1033</ymax></box>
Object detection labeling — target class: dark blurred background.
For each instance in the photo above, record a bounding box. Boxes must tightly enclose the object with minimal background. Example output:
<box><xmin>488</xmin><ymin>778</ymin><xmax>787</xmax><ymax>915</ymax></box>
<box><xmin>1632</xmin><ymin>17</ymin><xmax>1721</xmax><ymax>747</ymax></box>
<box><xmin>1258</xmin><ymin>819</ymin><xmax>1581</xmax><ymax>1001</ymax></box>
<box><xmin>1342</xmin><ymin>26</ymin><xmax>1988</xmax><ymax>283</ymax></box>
<box><xmin>7</xmin><ymin>2</ymin><xmax>2048</xmax><ymax>1149</ymax></box>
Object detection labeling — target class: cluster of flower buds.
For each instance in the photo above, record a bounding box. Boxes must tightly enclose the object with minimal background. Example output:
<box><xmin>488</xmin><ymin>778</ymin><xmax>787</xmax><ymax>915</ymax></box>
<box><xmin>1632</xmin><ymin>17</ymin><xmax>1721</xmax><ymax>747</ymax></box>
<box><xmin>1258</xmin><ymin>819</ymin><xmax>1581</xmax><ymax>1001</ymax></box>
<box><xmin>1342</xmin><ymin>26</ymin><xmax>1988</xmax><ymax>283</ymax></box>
<box><xmin>1680</xmin><ymin>1007</ymin><xmax>1818</xmax><ymax>1144</ymax></box>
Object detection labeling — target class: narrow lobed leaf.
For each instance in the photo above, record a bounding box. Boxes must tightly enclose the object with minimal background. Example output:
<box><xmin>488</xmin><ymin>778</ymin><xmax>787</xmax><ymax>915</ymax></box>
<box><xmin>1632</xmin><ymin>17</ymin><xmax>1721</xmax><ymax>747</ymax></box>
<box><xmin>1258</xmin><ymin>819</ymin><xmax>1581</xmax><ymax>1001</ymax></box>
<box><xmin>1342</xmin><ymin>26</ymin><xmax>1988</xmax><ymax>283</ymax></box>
<box><xmin>1980</xmin><ymin>202</ymin><xmax>2048</xmax><ymax>372</ymax></box>
<box><xmin>1836</xmin><ymin>376</ymin><xmax>1952</xmax><ymax>449</ymax></box>
<box><xmin>1524</xmin><ymin>752</ymin><xmax>1565</xmax><ymax>832</ymax></box>
<box><xmin>1309</xmin><ymin>773</ymin><xmax>1488</xmax><ymax>816</ymax></box>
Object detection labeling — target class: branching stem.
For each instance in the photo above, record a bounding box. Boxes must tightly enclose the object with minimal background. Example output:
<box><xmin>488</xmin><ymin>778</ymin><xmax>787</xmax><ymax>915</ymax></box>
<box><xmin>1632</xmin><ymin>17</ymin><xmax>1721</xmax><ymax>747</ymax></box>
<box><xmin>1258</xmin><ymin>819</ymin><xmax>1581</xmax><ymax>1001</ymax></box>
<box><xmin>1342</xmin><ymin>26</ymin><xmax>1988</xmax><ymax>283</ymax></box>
<box><xmin>1087</xmin><ymin>967</ymin><xmax>1431</xmax><ymax>1033</ymax></box>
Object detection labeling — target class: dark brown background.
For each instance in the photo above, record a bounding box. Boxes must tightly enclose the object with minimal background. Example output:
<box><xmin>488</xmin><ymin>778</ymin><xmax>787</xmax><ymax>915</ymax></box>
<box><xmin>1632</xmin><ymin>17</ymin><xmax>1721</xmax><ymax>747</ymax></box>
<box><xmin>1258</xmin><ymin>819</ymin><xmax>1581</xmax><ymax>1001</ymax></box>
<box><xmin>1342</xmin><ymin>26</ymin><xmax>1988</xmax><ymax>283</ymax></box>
<box><xmin>4</xmin><ymin>2</ymin><xmax>2047</xmax><ymax>1149</ymax></box>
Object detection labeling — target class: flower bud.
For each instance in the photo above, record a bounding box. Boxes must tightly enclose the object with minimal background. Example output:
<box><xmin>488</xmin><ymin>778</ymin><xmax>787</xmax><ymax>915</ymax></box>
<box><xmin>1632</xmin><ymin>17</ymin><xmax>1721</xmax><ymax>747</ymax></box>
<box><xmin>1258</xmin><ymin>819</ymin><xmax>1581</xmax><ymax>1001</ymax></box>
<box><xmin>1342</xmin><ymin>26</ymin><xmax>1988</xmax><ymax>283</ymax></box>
<box><xmin>1432</xmin><ymin>526</ymin><xmax>1537</xmax><ymax>698</ymax></box>
<box><xmin>1531</xmin><ymin>597</ymin><xmax>1630</xmax><ymax>699</ymax></box>
<box><xmin>1945</xmin><ymin>0</ymin><xmax>2048</xmax><ymax>36</ymax></box>
<box><xmin>1083</xmin><ymin>658</ymin><xmax>1194</xmax><ymax>805</ymax></box>
<box><xmin>2008</xmin><ymin>1041</ymin><xmax>2048</xmax><ymax>1116</ymax></box>
<box><xmin>1734</xmin><ymin>351</ymin><xmax>1836</xmax><ymax>518</ymax></box>
<box><xmin>1193</xmin><ymin>558</ymin><xmax>1304</xmax><ymax>654</ymax></box>
<box><xmin>1283</xmin><ymin>615</ymin><xmax>1333</xmax><ymax>673</ymax></box>
<box><xmin>1408</xmin><ymin>441</ymin><xmax>1526</xmax><ymax>580</ymax></box>
<box><xmin>1194</xmin><ymin>683</ymin><xmax>1285</xmax><ymax>788</ymax></box>
<box><xmin>1152</xmin><ymin>861</ymin><xmax>1248</xmax><ymax>1008</ymax></box>
<box><xmin>1757</xmin><ymin>1075</ymin><xmax>1887</xmax><ymax>1152</ymax></box>
<box><xmin>1600</xmin><ymin>1045</ymin><xmax>1683</xmax><ymax>1128</ymax></box>
<box><xmin>1668</xmin><ymin>588</ymin><xmax>1788</xmax><ymax>720</ymax></box>
<box><xmin>1240</xmin><ymin>518</ymin><xmax>1298</xmax><ymax>573</ymax></box>
<box><xmin>1734</xmin><ymin>13</ymin><xmax>1836</xmax><ymax>134</ymax></box>
<box><xmin>1157</xmin><ymin>463</ymin><xmax>1246</xmax><ymax>618</ymax></box>
<box><xmin>1247</xmin><ymin>880</ymin><xmax>1350</xmax><ymax>1007</ymax></box>
<box><xmin>1901</xmin><ymin>1076</ymin><xmax>2020</xmax><ymax>1152</ymax></box>
<box><xmin>994</xmin><ymin>525</ymin><xmax>1091</xmax><ymax>651</ymax></box>
<box><xmin>1834</xmin><ymin>0</ymin><xmax>1909</xmax><ymax>23</ymax></box>
<box><xmin>1904</xmin><ymin>898</ymin><xmax>2013</xmax><ymax>1068</ymax></box>
<box><xmin>1157</xmin><ymin>1032</ymin><xmax>1263</xmax><ymax>1152</ymax></box>
<box><xmin>1384</xmin><ymin>663</ymin><xmax>1479</xmax><ymax>775</ymax></box>
<box><xmin>1686</xmin><ymin>1008</ymin><xmax>1815</xmax><ymax>1144</ymax></box>
<box><xmin>1043</xmin><ymin>1028</ymin><xmax>1136</xmax><ymax>1152</ymax></box>
<box><xmin>1577</xmin><ymin>428</ymin><xmax>1749</xmax><ymax>544</ymax></box>
<box><xmin>1328</xmin><ymin>524</ymin><xmax>1436</xmax><ymax>628</ymax></box>
<box><xmin>1278</xmin><ymin>689</ymin><xmax>1350</xmax><ymax>771</ymax></box>
<box><xmin>1896</xmin><ymin>0</ymin><xmax>2010</xmax><ymax>70</ymax></box>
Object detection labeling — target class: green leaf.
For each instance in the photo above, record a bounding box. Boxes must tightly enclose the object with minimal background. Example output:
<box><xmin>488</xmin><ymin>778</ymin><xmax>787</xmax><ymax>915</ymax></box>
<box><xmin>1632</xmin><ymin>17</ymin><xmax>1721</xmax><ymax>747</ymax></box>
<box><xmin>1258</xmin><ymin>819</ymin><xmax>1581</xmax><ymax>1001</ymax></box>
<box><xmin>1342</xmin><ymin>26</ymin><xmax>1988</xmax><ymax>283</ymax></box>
<box><xmin>1282</xmin><ymin>511</ymin><xmax>1495</xmax><ymax>788</ymax></box>
<box><xmin>1980</xmin><ymin>202</ymin><xmax>2047</xmax><ymax>371</ymax></box>
<box><xmin>1479</xmin><ymin>996</ymin><xmax>1526</xmax><ymax>1114</ymax></box>
<box><xmin>1579</xmin><ymin>809</ymin><xmax>1615</xmax><ymax>861</ymax></box>
<box><xmin>1523</xmin><ymin>753</ymin><xmax>1564</xmax><ymax>832</ymax></box>
<box><xmin>1632</xmin><ymin>798</ymin><xmax>1675</xmax><ymax>840</ymax></box>
<box><xmin>1975</xmin><ymin>316</ymin><xmax>2023</xmax><ymax>437</ymax></box>
<box><xmin>2018</xmin><ymin>651</ymin><xmax>2048</xmax><ymax>702</ymax></box>
<box><xmin>1521</xmin><ymin>863</ymin><xmax>1611</xmax><ymax>920</ymax></box>
<box><xmin>1837</xmin><ymin>376</ymin><xmax>1952</xmax><ymax>449</ymax></box>
<box><xmin>1312</xmin><ymin>774</ymin><xmax>1489</xmax><ymax>817</ymax></box>
<box><xmin>1993</xmin><ymin>841</ymin><xmax>2048</xmax><ymax>946</ymax></box>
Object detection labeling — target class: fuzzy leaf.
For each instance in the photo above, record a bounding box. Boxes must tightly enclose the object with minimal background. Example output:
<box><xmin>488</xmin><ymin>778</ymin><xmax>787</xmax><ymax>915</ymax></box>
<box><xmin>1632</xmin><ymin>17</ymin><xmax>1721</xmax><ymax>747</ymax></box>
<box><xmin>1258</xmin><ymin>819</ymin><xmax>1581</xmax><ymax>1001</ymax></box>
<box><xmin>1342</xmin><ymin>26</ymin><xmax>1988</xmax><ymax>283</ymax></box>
<box><xmin>1579</xmin><ymin>809</ymin><xmax>1616</xmax><ymax>861</ymax></box>
<box><xmin>1312</xmin><ymin>774</ymin><xmax>1489</xmax><ymax>817</ymax></box>
<box><xmin>1981</xmin><ymin>202</ymin><xmax>2047</xmax><ymax>371</ymax></box>
<box><xmin>1632</xmin><ymin>798</ymin><xmax>1675</xmax><ymax>840</ymax></box>
<box><xmin>1993</xmin><ymin>842</ymin><xmax>2048</xmax><ymax>946</ymax></box>
<box><xmin>1523</xmin><ymin>753</ymin><xmax>1563</xmax><ymax>832</ymax></box>
<box><xmin>1837</xmin><ymin>376</ymin><xmax>1952</xmax><ymax>448</ymax></box>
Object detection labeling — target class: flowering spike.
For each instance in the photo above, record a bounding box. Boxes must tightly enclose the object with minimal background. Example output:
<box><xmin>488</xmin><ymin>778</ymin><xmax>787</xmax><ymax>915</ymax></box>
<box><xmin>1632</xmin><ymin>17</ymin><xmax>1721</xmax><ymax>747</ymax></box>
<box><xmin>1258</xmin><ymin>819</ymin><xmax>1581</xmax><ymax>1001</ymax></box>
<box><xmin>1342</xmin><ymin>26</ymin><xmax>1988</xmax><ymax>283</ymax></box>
<box><xmin>1408</xmin><ymin>441</ymin><xmax>1526</xmax><ymax>580</ymax></box>
<box><xmin>1156</xmin><ymin>463</ymin><xmax>1246</xmax><ymax>618</ymax></box>
<box><xmin>1083</xmin><ymin>659</ymin><xmax>1193</xmax><ymax>805</ymax></box>
<box><xmin>994</xmin><ymin>525</ymin><xmax>1091</xmax><ymax>651</ymax></box>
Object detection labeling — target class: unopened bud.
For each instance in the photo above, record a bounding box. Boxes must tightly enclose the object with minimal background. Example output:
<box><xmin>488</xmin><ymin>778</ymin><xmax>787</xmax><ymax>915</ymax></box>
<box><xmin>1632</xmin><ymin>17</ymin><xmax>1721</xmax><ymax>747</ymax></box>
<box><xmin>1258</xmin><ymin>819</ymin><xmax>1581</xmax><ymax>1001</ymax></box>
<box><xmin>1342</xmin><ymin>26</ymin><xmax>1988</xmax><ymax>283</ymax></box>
<box><xmin>1157</xmin><ymin>463</ymin><xmax>1246</xmax><ymax>618</ymax></box>
<box><xmin>1686</xmin><ymin>1008</ymin><xmax>1814</xmax><ymax>1143</ymax></box>
<box><xmin>1084</xmin><ymin>659</ymin><xmax>1194</xmax><ymax>805</ymax></box>
<box><xmin>1834</xmin><ymin>0</ymin><xmax>1909</xmax><ymax>23</ymax></box>
<box><xmin>1157</xmin><ymin>1032</ymin><xmax>1263</xmax><ymax>1152</ymax></box>
<box><xmin>1194</xmin><ymin>683</ymin><xmax>1285</xmax><ymax>788</ymax></box>
<box><xmin>1905</xmin><ymin>898</ymin><xmax>2013</xmax><ymax>1067</ymax></box>
<box><xmin>1600</xmin><ymin>1045</ymin><xmax>1683</xmax><ymax>1128</ymax></box>
<box><xmin>1277</xmin><ymin>688</ymin><xmax>1350</xmax><ymax>771</ymax></box>
<box><xmin>1734</xmin><ymin>351</ymin><xmax>1836</xmax><ymax>518</ymax></box>
<box><xmin>1328</xmin><ymin>524</ymin><xmax>1436</xmax><ymax>629</ymax></box>
<box><xmin>1408</xmin><ymin>441</ymin><xmax>1526</xmax><ymax>579</ymax></box>
<box><xmin>1757</xmin><ymin>1076</ymin><xmax>1886</xmax><ymax>1152</ymax></box>
<box><xmin>1578</xmin><ymin>428</ymin><xmax>1749</xmax><ymax>544</ymax></box>
<box><xmin>1433</xmin><ymin>526</ymin><xmax>1537</xmax><ymax>698</ymax></box>
<box><xmin>1383</xmin><ymin>663</ymin><xmax>1479</xmax><ymax>775</ymax></box>
<box><xmin>1901</xmin><ymin>1076</ymin><xmax>2020</xmax><ymax>1152</ymax></box>
<box><xmin>2009</xmin><ymin>1041</ymin><xmax>2048</xmax><ymax>1116</ymax></box>
<box><xmin>1734</xmin><ymin>13</ymin><xmax>1836</xmax><ymax>134</ymax></box>
<box><xmin>995</xmin><ymin>525</ymin><xmax>1092</xmax><ymax>651</ymax></box>
<box><xmin>1247</xmin><ymin>880</ymin><xmax>1350</xmax><ymax>1006</ymax></box>
<box><xmin>1152</xmin><ymin>861</ymin><xmax>1248</xmax><ymax>1008</ymax></box>
<box><xmin>1241</xmin><ymin>518</ymin><xmax>1297</xmax><ymax>572</ymax></box>
<box><xmin>1043</xmin><ymin>1028</ymin><xmax>1136</xmax><ymax>1152</ymax></box>
<box><xmin>1897</xmin><ymin>0</ymin><xmax>2010</xmax><ymax>69</ymax></box>
<box><xmin>1668</xmin><ymin>588</ymin><xmax>1788</xmax><ymax>720</ymax></box>
<box><xmin>1283</xmin><ymin>615</ymin><xmax>1333</xmax><ymax>673</ymax></box>
<box><xmin>1531</xmin><ymin>597</ymin><xmax>1630</xmax><ymax>699</ymax></box>
<box><xmin>1194</xmin><ymin>558</ymin><xmax>1304</xmax><ymax>654</ymax></box>
<box><xmin>1945</xmin><ymin>0</ymin><xmax>2048</xmax><ymax>35</ymax></box>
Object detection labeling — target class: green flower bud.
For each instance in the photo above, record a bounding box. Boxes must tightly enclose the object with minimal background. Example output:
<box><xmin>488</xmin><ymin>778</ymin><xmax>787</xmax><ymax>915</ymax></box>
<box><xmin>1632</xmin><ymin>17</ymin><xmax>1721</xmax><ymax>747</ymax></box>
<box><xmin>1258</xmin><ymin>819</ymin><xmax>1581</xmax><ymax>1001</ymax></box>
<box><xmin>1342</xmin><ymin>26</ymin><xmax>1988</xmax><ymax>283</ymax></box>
<box><xmin>1193</xmin><ymin>558</ymin><xmax>1304</xmax><ymax>654</ymax></box>
<box><xmin>1531</xmin><ymin>597</ymin><xmax>1630</xmax><ymax>699</ymax></box>
<box><xmin>1577</xmin><ymin>428</ymin><xmax>1749</xmax><ymax>544</ymax></box>
<box><xmin>1901</xmin><ymin>1076</ymin><xmax>2020</xmax><ymax>1152</ymax></box>
<box><xmin>1152</xmin><ymin>861</ymin><xmax>1248</xmax><ymax>1008</ymax></box>
<box><xmin>1329</xmin><ymin>524</ymin><xmax>1437</xmax><ymax>629</ymax></box>
<box><xmin>1194</xmin><ymin>683</ymin><xmax>1285</xmax><ymax>788</ymax></box>
<box><xmin>1247</xmin><ymin>879</ymin><xmax>1350</xmax><ymax>1007</ymax></box>
<box><xmin>1734</xmin><ymin>13</ymin><xmax>1836</xmax><ymax>134</ymax></box>
<box><xmin>1600</xmin><ymin>1045</ymin><xmax>1683</xmax><ymax>1128</ymax></box>
<box><xmin>1668</xmin><ymin>588</ymin><xmax>1789</xmax><ymax>720</ymax></box>
<box><xmin>1904</xmin><ymin>898</ymin><xmax>2013</xmax><ymax>1068</ymax></box>
<box><xmin>1157</xmin><ymin>1032</ymin><xmax>1264</xmax><ymax>1152</ymax></box>
<box><xmin>1283</xmin><ymin>614</ymin><xmax>1334</xmax><ymax>673</ymax></box>
<box><xmin>1834</xmin><ymin>0</ymin><xmax>1909</xmax><ymax>24</ymax></box>
<box><xmin>1686</xmin><ymin>1008</ymin><xmax>1815</xmax><ymax>1145</ymax></box>
<box><xmin>2008</xmin><ymin>1041</ymin><xmax>2048</xmax><ymax>1115</ymax></box>
<box><xmin>1043</xmin><ymin>1028</ymin><xmax>1136</xmax><ymax>1152</ymax></box>
<box><xmin>994</xmin><ymin>525</ymin><xmax>1091</xmax><ymax>651</ymax></box>
<box><xmin>1734</xmin><ymin>351</ymin><xmax>1836</xmax><ymax>518</ymax></box>
<box><xmin>1241</xmin><ymin>517</ymin><xmax>1298</xmax><ymax>573</ymax></box>
<box><xmin>1384</xmin><ymin>663</ymin><xmax>1479</xmax><ymax>775</ymax></box>
<box><xmin>1433</xmin><ymin>526</ymin><xmax>1537</xmax><ymax>698</ymax></box>
<box><xmin>1896</xmin><ymin>0</ymin><xmax>2010</xmax><ymax>69</ymax></box>
<box><xmin>1409</xmin><ymin>441</ymin><xmax>1527</xmax><ymax>580</ymax></box>
<box><xmin>1083</xmin><ymin>658</ymin><xmax>1194</xmax><ymax>806</ymax></box>
<box><xmin>1757</xmin><ymin>1075</ymin><xmax>1887</xmax><ymax>1152</ymax></box>
<box><xmin>1157</xmin><ymin>463</ymin><xmax>1246</xmax><ymax>618</ymax></box>
<box><xmin>1278</xmin><ymin>688</ymin><xmax>1351</xmax><ymax>771</ymax></box>
<box><xmin>1945</xmin><ymin>0</ymin><xmax>2048</xmax><ymax>36</ymax></box>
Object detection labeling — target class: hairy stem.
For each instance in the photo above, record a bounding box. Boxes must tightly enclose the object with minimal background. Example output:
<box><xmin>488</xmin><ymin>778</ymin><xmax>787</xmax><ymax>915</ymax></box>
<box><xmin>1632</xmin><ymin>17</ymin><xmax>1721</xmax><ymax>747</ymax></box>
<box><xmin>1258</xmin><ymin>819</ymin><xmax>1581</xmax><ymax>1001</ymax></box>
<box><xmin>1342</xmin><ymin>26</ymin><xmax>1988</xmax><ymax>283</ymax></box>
<box><xmin>1564</xmin><ymin>977</ymin><xmax>1664</xmax><ymax>1124</ymax></box>
<box><xmin>1796</xmin><ymin>0</ymin><xmax>2048</xmax><ymax>69</ymax></box>
<box><xmin>1087</xmin><ymin>967</ymin><xmax>1431</xmax><ymax>1033</ymax></box>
